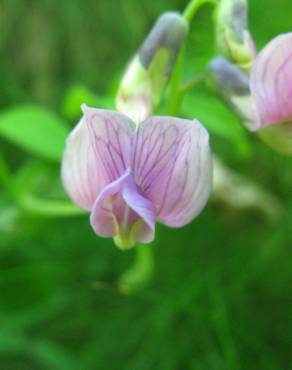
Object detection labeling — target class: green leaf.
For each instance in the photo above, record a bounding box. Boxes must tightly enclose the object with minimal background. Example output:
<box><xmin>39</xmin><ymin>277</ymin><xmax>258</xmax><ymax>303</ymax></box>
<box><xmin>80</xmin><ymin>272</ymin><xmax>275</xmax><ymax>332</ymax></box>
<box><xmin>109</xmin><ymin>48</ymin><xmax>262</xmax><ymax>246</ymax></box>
<box><xmin>62</xmin><ymin>84</ymin><xmax>115</xmax><ymax>121</ymax></box>
<box><xmin>182</xmin><ymin>89</ymin><xmax>253</xmax><ymax>159</ymax></box>
<box><xmin>0</xmin><ymin>333</ymin><xmax>78</xmax><ymax>370</ymax></box>
<box><xmin>0</xmin><ymin>105</ymin><xmax>70</xmax><ymax>161</ymax></box>
<box><xmin>13</xmin><ymin>160</ymin><xmax>85</xmax><ymax>218</ymax></box>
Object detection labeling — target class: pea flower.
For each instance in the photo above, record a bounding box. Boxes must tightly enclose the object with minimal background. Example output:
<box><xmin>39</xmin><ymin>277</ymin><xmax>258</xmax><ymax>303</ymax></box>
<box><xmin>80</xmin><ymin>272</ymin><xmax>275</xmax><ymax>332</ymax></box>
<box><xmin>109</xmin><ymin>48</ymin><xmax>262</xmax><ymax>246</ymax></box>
<box><xmin>215</xmin><ymin>0</ymin><xmax>256</xmax><ymax>70</ymax></box>
<box><xmin>208</xmin><ymin>33</ymin><xmax>292</xmax><ymax>155</ymax></box>
<box><xmin>249</xmin><ymin>33</ymin><xmax>292</xmax><ymax>155</ymax></box>
<box><xmin>116</xmin><ymin>12</ymin><xmax>188</xmax><ymax>123</ymax></box>
<box><xmin>61</xmin><ymin>105</ymin><xmax>212</xmax><ymax>249</ymax></box>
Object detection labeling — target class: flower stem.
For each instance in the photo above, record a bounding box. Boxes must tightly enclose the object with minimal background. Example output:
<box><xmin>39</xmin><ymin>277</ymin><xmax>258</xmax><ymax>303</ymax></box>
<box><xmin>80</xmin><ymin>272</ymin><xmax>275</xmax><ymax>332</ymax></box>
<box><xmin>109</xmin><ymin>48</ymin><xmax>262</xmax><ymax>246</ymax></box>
<box><xmin>180</xmin><ymin>73</ymin><xmax>205</xmax><ymax>95</ymax></box>
<box><xmin>183</xmin><ymin>0</ymin><xmax>217</xmax><ymax>24</ymax></box>
<box><xmin>166</xmin><ymin>44</ymin><xmax>186</xmax><ymax>116</ymax></box>
<box><xmin>119</xmin><ymin>244</ymin><xmax>154</xmax><ymax>293</ymax></box>
<box><xmin>167</xmin><ymin>0</ymin><xmax>216</xmax><ymax>116</ymax></box>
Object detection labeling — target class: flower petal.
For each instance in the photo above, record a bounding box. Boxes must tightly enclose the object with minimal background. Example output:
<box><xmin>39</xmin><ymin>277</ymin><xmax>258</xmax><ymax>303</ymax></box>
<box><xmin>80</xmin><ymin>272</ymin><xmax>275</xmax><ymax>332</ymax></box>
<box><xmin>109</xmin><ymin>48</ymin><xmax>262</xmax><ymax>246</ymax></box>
<box><xmin>90</xmin><ymin>172</ymin><xmax>127</xmax><ymax>238</ymax></box>
<box><xmin>122</xmin><ymin>172</ymin><xmax>156</xmax><ymax>235</ymax></box>
<box><xmin>250</xmin><ymin>33</ymin><xmax>292</xmax><ymax>129</ymax></box>
<box><xmin>132</xmin><ymin>116</ymin><xmax>212</xmax><ymax>227</ymax></box>
<box><xmin>90</xmin><ymin>171</ymin><xmax>156</xmax><ymax>247</ymax></box>
<box><xmin>61</xmin><ymin>105</ymin><xmax>135</xmax><ymax>210</ymax></box>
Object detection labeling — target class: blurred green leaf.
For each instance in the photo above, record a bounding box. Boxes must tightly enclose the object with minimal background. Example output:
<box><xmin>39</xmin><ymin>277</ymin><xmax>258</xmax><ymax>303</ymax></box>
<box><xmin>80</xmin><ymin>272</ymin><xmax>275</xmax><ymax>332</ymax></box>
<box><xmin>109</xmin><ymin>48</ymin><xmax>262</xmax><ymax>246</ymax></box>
<box><xmin>0</xmin><ymin>264</ymin><xmax>57</xmax><ymax>315</ymax></box>
<box><xmin>13</xmin><ymin>160</ymin><xmax>58</xmax><ymax>197</ymax></box>
<box><xmin>19</xmin><ymin>195</ymin><xmax>85</xmax><ymax>218</ymax></box>
<box><xmin>0</xmin><ymin>106</ymin><xmax>69</xmax><ymax>162</ymax></box>
<box><xmin>0</xmin><ymin>333</ymin><xmax>77</xmax><ymax>370</ymax></box>
<box><xmin>0</xmin><ymin>196</ymin><xmax>19</xmax><ymax>234</ymax></box>
<box><xmin>13</xmin><ymin>160</ymin><xmax>84</xmax><ymax>217</ymax></box>
<box><xmin>182</xmin><ymin>89</ymin><xmax>253</xmax><ymax>159</ymax></box>
<box><xmin>62</xmin><ymin>85</ymin><xmax>115</xmax><ymax>121</ymax></box>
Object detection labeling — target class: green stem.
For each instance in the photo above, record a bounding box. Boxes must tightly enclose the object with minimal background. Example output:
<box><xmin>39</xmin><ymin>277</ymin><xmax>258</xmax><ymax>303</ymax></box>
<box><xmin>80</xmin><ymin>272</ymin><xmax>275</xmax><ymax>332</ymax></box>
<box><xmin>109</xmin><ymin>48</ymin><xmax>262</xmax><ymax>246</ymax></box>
<box><xmin>167</xmin><ymin>0</ymin><xmax>216</xmax><ymax>116</ymax></box>
<box><xmin>180</xmin><ymin>74</ymin><xmax>205</xmax><ymax>95</ymax></box>
<box><xmin>166</xmin><ymin>44</ymin><xmax>186</xmax><ymax>116</ymax></box>
<box><xmin>183</xmin><ymin>0</ymin><xmax>216</xmax><ymax>24</ymax></box>
<box><xmin>19</xmin><ymin>195</ymin><xmax>85</xmax><ymax>218</ymax></box>
<box><xmin>119</xmin><ymin>244</ymin><xmax>154</xmax><ymax>293</ymax></box>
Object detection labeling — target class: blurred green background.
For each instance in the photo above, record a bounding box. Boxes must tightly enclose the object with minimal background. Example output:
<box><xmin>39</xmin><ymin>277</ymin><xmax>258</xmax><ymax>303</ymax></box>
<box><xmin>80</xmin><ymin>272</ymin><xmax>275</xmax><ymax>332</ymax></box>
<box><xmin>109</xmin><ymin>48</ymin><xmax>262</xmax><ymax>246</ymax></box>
<box><xmin>0</xmin><ymin>0</ymin><xmax>292</xmax><ymax>369</ymax></box>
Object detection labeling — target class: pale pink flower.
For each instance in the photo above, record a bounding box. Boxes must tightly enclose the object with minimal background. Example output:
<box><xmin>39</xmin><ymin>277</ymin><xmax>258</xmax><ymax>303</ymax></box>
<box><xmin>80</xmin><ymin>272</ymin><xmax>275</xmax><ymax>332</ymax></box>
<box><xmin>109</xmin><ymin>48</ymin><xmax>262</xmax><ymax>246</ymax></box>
<box><xmin>250</xmin><ymin>33</ymin><xmax>292</xmax><ymax>130</ymax></box>
<box><xmin>62</xmin><ymin>105</ymin><xmax>212</xmax><ymax>248</ymax></box>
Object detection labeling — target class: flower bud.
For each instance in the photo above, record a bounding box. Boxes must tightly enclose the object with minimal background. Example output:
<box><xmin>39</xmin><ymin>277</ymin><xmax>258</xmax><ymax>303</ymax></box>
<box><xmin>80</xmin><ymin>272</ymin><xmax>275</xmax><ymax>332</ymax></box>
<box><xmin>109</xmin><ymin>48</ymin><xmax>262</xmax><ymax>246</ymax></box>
<box><xmin>116</xmin><ymin>12</ymin><xmax>188</xmax><ymax>123</ymax></box>
<box><xmin>206</xmin><ymin>57</ymin><xmax>257</xmax><ymax>129</ymax></box>
<box><xmin>215</xmin><ymin>0</ymin><xmax>256</xmax><ymax>70</ymax></box>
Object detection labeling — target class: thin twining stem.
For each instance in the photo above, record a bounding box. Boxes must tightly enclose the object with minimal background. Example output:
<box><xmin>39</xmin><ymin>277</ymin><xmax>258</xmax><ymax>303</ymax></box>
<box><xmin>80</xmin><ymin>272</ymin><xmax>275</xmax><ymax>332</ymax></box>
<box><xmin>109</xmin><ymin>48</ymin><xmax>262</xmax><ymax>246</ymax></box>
<box><xmin>183</xmin><ymin>0</ymin><xmax>217</xmax><ymax>24</ymax></box>
<box><xmin>180</xmin><ymin>74</ymin><xmax>206</xmax><ymax>95</ymax></box>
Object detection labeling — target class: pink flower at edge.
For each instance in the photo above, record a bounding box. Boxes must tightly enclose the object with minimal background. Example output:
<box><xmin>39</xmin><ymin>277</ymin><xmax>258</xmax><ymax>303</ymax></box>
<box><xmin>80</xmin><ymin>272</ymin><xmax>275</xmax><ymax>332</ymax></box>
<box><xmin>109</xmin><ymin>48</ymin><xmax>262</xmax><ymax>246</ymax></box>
<box><xmin>61</xmin><ymin>105</ymin><xmax>213</xmax><ymax>249</ymax></box>
<box><xmin>250</xmin><ymin>32</ymin><xmax>292</xmax><ymax>130</ymax></box>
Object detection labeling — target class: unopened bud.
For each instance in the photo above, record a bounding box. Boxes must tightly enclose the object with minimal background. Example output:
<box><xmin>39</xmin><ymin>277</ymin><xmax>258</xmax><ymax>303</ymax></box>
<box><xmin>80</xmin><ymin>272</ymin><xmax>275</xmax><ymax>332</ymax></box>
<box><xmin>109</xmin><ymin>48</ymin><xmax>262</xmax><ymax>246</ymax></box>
<box><xmin>116</xmin><ymin>12</ymin><xmax>188</xmax><ymax>123</ymax></box>
<box><xmin>215</xmin><ymin>0</ymin><xmax>256</xmax><ymax>70</ymax></box>
<box><xmin>207</xmin><ymin>57</ymin><xmax>249</xmax><ymax>96</ymax></box>
<box><xmin>139</xmin><ymin>12</ymin><xmax>188</xmax><ymax>75</ymax></box>
<box><xmin>207</xmin><ymin>57</ymin><xmax>257</xmax><ymax>128</ymax></box>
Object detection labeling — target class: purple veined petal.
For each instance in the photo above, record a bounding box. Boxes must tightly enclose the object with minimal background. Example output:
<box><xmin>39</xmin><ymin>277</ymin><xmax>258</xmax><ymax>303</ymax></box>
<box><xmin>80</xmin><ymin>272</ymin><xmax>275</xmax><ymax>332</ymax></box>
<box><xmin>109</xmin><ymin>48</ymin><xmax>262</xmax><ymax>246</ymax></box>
<box><xmin>132</xmin><ymin>116</ymin><xmax>212</xmax><ymax>227</ymax></box>
<box><xmin>90</xmin><ymin>170</ymin><xmax>156</xmax><ymax>247</ymax></box>
<box><xmin>61</xmin><ymin>105</ymin><xmax>135</xmax><ymax>211</ymax></box>
<box><xmin>250</xmin><ymin>33</ymin><xmax>292</xmax><ymax>130</ymax></box>
<box><xmin>90</xmin><ymin>172</ymin><xmax>127</xmax><ymax>238</ymax></box>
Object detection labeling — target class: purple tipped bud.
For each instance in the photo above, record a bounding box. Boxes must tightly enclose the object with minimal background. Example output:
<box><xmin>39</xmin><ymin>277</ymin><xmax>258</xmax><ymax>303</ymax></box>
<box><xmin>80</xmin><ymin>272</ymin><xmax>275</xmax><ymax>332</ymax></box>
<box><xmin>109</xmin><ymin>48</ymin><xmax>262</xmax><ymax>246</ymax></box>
<box><xmin>215</xmin><ymin>0</ymin><xmax>256</xmax><ymax>70</ymax></box>
<box><xmin>207</xmin><ymin>57</ymin><xmax>250</xmax><ymax>97</ymax></box>
<box><xmin>139</xmin><ymin>12</ymin><xmax>188</xmax><ymax>75</ymax></box>
<box><xmin>116</xmin><ymin>12</ymin><xmax>188</xmax><ymax>123</ymax></box>
<box><xmin>207</xmin><ymin>57</ymin><xmax>257</xmax><ymax>128</ymax></box>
